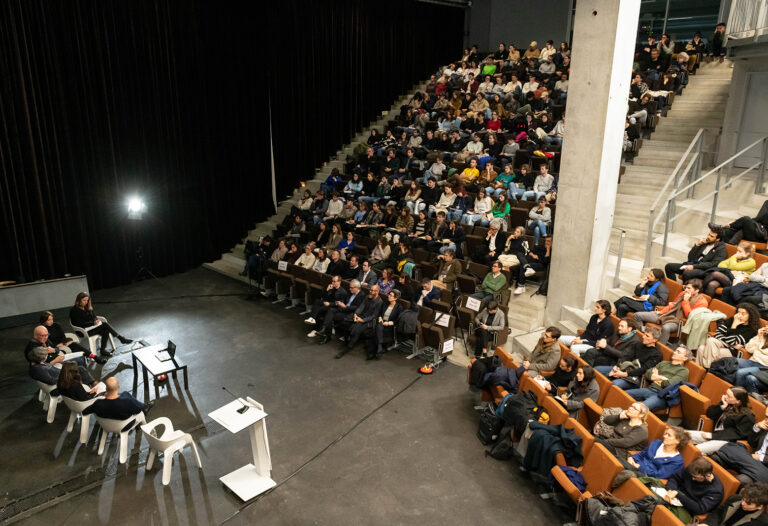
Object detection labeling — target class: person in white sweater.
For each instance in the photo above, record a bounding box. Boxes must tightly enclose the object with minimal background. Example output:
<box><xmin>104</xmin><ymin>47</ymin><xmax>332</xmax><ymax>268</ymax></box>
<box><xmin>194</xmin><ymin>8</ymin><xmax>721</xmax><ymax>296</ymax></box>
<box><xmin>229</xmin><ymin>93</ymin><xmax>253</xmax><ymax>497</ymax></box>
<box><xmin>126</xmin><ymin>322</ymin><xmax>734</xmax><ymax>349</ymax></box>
<box><xmin>319</xmin><ymin>192</ymin><xmax>344</xmax><ymax>223</ymax></box>
<box><xmin>545</xmin><ymin>118</ymin><xmax>566</xmax><ymax>146</ymax></box>
<box><xmin>430</xmin><ymin>186</ymin><xmax>457</xmax><ymax>216</ymax></box>
<box><xmin>522</xmin><ymin>165</ymin><xmax>555</xmax><ymax>201</ymax></box>
<box><xmin>296</xmin><ymin>244</ymin><xmax>317</xmax><ymax>269</ymax></box>
<box><xmin>461</xmin><ymin>188</ymin><xmax>493</xmax><ymax>225</ymax></box>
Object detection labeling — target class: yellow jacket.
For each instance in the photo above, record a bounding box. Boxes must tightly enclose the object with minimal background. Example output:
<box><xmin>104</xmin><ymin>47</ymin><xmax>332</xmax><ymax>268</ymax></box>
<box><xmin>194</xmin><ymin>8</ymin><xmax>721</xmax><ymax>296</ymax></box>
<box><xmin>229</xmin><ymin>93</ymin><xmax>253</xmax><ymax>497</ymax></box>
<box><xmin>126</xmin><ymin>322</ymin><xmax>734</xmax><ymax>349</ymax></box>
<box><xmin>718</xmin><ymin>255</ymin><xmax>756</xmax><ymax>273</ymax></box>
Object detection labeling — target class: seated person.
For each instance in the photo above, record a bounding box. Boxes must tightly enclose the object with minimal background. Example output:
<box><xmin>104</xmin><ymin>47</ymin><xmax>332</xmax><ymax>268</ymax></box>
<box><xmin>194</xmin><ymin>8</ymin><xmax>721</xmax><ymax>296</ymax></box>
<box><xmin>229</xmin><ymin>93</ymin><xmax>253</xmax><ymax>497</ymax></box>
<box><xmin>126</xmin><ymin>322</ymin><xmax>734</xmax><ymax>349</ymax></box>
<box><xmin>470</xmin><ymin>261</ymin><xmax>507</xmax><ymax>305</ymax></box>
<box><xmin>561</xmin><ymin>366</ymin><xmax>599</xmax><ymax>418</ymax></box>
<box><xmin>734</xmin><ymin>327</ymin><xmax>768</xmax><ymax>394</ymax></box>
<box><xmin>472</xmin><ymin>220</ymin><xmax>507</xmax><ymax>265</ymax></box>
<box><xmin>522</xmin><ymin>326</ymin><xmax>562</xmax><ymax>376</ymax></box>
<box><xmin>696</xmin><ymin>304</ymin><xmax>760</xmax><ymax>368</ymax></box>
<box><xmin>305</xmin><ymin>275</ymin><xmax>348</xmax><ymax>335</ymax></box>
<box><xmin>28</xmin><ymin>346</ymin><xmax>96</xmax><ymax>387</ymax></box>
<box><xmin>625</xmin><ymin>345</ymin><xmax>691</xmax><ymax>412</ymax></box>
<box><xmin>513</xmin><ymin>235</ymin><xmax>551</xmax><ymax>295</ymax></box>
<box><xmin>473</xmin><ymin>301</ymin><xmax>506</xmax><ymax>358</ymax></box>
<box><xmin>357</xmin><ymin>259</ymin><xmax>379</xmax><ymax>288</ymax></box>
<box><xmin>39</xmin><ymin>311</ymin><xmax>106</xmax><ymax>364</ymax></box>
<box><xmin>664</xmin><ymin>229</ymin><xmax>727</xmax><ymax>282</ymax></box>
<box><xmin>535</xmin><ymin>356</ymin><xmax>577</xmax><ymax>395</ymax></box>
<box><xmin>315</xmin><ymin>280</ymin><xmax>365</xmax><ymax>343</ymax></box>
<box><xmin>25</xmin><ymin>325</ymin><xmax>65</xmax><ymax>365</ymax></box>
<box><xmin>558</xmin><ymin>300</ymin><xmax>614</xmax><ymax>356</ymax></box>
<box><xmin>83</xmin><ymin>377</ymin><xmax>151</xmax><ymax>422</ymax></box>
<box><xmin>335</xmin><ymin>284</ymin><xmax>382</xmax><ymax>359</ymax></box>
<box><xmin>594</xmin><ymin>325</ymin><xmax>663</xmax><ymax>389</ymax></box>
<box><xmin>633</xmin><ymin>278</ymin><xmax>708</xmax><ymax>344</ymax></box>
<box><xmin>687</xmin><ymin>387</ymin><xmax>755</xmax><ymax>455</ymax></box>
<box><xmin>57</xmin><ymin>361</ymin><xmax>104</xmax><ymax>401</ymax></box>
<box><xmin>296</xmin><ymin>243</ymin><xmax>317</xmax><ymax>270</ymax></box>
<box><xmin>621</xmin><ymin>425</ymin><xmax>689</xmax><ymax>480</ymax></box>
<box><xmin>70</xmin><ymin>292</ymin><xmax>133</xmax><ymax>357</ymax></box>
<box><xmin>700</xmin><ymin>482</ymin><xmax>768</xmax><ymax>526</ymax></box>
<box><xmin>325</xmin><ymin>249</ymin><xmax>347</xmax><ymax>276</ymax></box>
<box><xmin>710</xmin><ymin>200</ymin><xmax>768</xmax><ymax>244</ymax></box>
<box><xmin>663</xmin><ymin>457</ymin><xmax>724</xmax><ymax>521</ymax></box>
<box><xmin>593</xmin><ymin>402</ymin><xmax>650</xmax><ymax>460</ymax></box>
<box><xmin>366</xmin><ymin>289</ymin><xmax>403</xmax><ymax>360</ymax></box>
<box><xmin>432</xmin><ymin>249</ymin><xmax>462</xmax><ymax>290</ymax></box>
<box><xmin>722</xmin><ymin>261</ymin><xmax>768</xmax><ymax>307</ymax></box>
<box><xmin>613</xmin><ymin>268</ymin><xmax>669</xmax><ymax>317</ymax></box>
<box><xmin>413</xmin><ymin>278</ymin><xmax>441</xmax><ymax>308</ymax></box>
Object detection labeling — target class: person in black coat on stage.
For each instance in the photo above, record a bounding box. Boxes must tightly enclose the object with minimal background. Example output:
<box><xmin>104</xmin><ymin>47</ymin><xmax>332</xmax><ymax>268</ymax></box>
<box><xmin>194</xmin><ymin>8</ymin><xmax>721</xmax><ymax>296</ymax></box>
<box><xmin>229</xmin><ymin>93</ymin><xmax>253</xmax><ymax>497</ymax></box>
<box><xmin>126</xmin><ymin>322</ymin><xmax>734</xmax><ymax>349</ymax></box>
<box><xmin>366</xmin><ymin>289</ymin><xmax>404</xmax><ymax>359</ymax></box>
<box><xmin>83</xmin><ymin>377</ymin><xmax>152</xmax><ymax>422</ymax></box>
<box><xmin>57</xmin><ymin>361</ymin><xmax>103</xmax><ymax>401</ymax></box>
<box><xmin>39</xmin><ymin>310</ymin><xmax>107</xmax><ymax>364</ymax></box>
<box><xmin>69</xmin><ymin>292</ymin><xmax>133</xmax><ymax>357</ymax></box>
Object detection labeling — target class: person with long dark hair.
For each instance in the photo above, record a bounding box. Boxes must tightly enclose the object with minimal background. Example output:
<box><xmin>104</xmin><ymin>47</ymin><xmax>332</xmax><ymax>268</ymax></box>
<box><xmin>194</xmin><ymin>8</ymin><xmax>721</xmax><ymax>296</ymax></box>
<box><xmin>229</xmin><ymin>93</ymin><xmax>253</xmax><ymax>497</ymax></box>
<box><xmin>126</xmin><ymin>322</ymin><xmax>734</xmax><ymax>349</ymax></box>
<box><xmin>695</xmin><ymin>303</ymin><xmax>761</xmax><ymax>368</ymax></box>
<box><xmin>69</xmin><ymin>293</ymin><xmax>132</xmax><ymax>357</ymax></box>
<box><xmin>40</xmin><ymin>311</ymin><xmax>106</xmax><ymax>364</ymax></box>
<box><xmin>57</xmin><ymin>361</ymin><xmax>104</xmax><ymax>401</ymax></box>
<box><xmin>687</xmin><ymin>387</ymin><xmax>755</xmax><ymax>455</ymax></box>
<box><xmin>561</xmin><ymin>366</ymin><xmax>599</xmax><ymax>418</ymax></box>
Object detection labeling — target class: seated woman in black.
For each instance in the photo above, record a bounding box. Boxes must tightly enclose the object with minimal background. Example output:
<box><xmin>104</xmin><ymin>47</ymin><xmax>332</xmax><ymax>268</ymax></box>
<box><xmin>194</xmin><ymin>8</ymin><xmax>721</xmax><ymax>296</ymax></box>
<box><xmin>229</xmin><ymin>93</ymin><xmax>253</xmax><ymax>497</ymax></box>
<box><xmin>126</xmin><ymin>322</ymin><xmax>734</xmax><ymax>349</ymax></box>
<box><xmin>57</xmin><ymin>362</ymin><xmax>102</xmax><ymax>401</ymax></box>
<box><xmin>40</xmin><ymin>310</ymin><xmax>107</xmax><ymax>364</ymax></box>
<box><xmin>69</xmin><ymin>292</ymin><xmax>133</xmax><ymax>357</ymax></box>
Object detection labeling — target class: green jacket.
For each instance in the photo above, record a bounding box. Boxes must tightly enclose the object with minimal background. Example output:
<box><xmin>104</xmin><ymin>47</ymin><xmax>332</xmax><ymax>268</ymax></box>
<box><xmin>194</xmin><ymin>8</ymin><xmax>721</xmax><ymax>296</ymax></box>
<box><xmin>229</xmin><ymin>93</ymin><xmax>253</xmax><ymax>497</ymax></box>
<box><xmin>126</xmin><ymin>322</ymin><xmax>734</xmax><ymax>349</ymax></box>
<box><xmin>481</xmin><ymin>272</ymin><xmax>507</xmax><ymax>294</ymax></box>
<box><xmin>645</xmin><ymin>361</ymin><xmax>689</xmax><ymax>391</ymax></box>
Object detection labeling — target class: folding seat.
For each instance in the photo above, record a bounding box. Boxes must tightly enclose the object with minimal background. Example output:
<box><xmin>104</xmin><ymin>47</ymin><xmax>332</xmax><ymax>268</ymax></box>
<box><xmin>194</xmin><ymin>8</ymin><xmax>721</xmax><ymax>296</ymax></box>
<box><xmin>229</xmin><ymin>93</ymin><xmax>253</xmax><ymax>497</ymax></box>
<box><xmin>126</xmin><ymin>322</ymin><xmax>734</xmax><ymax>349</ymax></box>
<box><xmin>581</xmin><ymin>385</ymin><xmax>635</xmax><ymax>429</ymax></box>
<box><xmin>707</xmin><ymin>299</ymin><xmax>735</xmax><ymax>332</ymax></box>
<box><xmin>518</xmin><ymin>373</ymin><xmax>548</xmax><ymax>404</ymax></box>
<box><xmin>612</xmin><ymin>477</ymin><xmax>653</xmax><ymax>503</ymax></box>
<box><xmin>550</xmin><ymin>443</ymin><xmax>623</xmax><ymax>502</ymax></box>
<box><xmin>541</xmin><ymin>396</ymin><xmax>569</xmax><ymax>426</ymax></box>
<box><xmin>651</xmin><ymin>505</ymin><xmax>686</xmax><ymax>526</ymax></box>
<box><xmin>594</xmin><ymin>371</ymin><xmax>613</xmax><ymax>406</ymax></box>
<box><xmin>553</xmin><ymin>417</ymin><xmax>594</xmax><ymax>466</ymax></box>
<box><xmin>680</xmin><ymin>373</ymin><xmax>733</xmax><ymax>430</ymax></box>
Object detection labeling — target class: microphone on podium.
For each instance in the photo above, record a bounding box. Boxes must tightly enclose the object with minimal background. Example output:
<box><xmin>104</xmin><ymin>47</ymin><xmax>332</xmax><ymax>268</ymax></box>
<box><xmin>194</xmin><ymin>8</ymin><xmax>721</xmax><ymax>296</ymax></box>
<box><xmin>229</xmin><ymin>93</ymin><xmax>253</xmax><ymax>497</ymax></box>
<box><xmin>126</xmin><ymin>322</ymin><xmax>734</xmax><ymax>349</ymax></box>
<box><xmin>222</xmin><ymin>386</ymin><xmax>250</xmax><ymax>414</ymax></box>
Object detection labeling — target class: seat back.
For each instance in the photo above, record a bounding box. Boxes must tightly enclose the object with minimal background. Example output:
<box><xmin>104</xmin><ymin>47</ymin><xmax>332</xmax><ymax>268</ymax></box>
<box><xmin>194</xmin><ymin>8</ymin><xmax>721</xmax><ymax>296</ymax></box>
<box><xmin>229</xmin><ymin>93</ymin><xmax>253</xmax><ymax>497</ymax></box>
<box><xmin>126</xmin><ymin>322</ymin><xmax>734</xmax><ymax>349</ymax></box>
<box><xmin>518</xmin><ymin>374</ymin><xmax>547</xmax><ymax>404</ymax></box>
<box><xmin>564</xmin><ymin>417</ymin><xmax>595</xmax><ymax>459</ymax></box>
<box><xmin>97</xmin><ymin>413</ymin><xmax>144</xmax><ymax>434</ymax></box>
<box><xmin>541</xmin><ymin>396</ymin><xmax>569</xmax><ymax>426</ymax></box>
<box><xmin>61</xmin><ymin>395</ymin><xmax>99</xmax><ymax>413</ymax></box>
<box><xmin>601</xmin><ymin>385</ymin><xmax>635</xmax><ymax>410</ymax></box>
<box><xmin>665</xmin><ymin>278</ymin><xmax>683</xmax><ymax>301</ymax></box>
<box><xmin>646</xmin><ymin>412</ymin><xmax>666</xmax><ymax>442</ymax></box>
<box><xmin>582</xmin><ymin>443</ymin><xmax>624</xmax><ymax>496</ymax></box>
<box><xmin>708</xmin><ymin>299</ymin><xmax>736</xmax><ymax>332</ymax></box>
<box><xmin>594</xmin><ymin>372</ymin><xmax>612</xmax><ymax>406</ymax></box>
<box><xmin>707</xmin><ymin>457</ymin><xmax>741</xmax><ymax>504</ymax></box>
<box><xmin>698</xmin><ymin>373</ymin><xmax>732</xmax><ymax>404</ymax></box>
<box><xmin>612</xmin><ymin>477</ymin><xmax>653</xmax><ymax>504</ymax></box>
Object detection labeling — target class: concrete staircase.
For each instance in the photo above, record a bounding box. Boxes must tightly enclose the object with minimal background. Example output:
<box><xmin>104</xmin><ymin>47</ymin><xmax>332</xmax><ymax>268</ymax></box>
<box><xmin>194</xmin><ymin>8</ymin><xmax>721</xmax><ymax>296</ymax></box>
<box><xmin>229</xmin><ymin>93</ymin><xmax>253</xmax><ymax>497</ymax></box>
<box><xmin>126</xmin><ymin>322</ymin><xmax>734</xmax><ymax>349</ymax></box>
<box><xmin>203</xmin><ymin>81</ymin><xmax>428</xmax><ymax>282</ymax></box>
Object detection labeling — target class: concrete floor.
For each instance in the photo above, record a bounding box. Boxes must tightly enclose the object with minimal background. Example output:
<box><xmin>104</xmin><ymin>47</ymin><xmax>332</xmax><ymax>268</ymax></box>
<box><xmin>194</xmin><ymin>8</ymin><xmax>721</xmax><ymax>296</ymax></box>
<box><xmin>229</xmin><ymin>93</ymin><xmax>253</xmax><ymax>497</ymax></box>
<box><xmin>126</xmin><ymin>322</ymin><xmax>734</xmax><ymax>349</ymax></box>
<box><xmin>0</xmin><ymin>268</ymin><xmax>569</xmax><ymax>525</ymax></box>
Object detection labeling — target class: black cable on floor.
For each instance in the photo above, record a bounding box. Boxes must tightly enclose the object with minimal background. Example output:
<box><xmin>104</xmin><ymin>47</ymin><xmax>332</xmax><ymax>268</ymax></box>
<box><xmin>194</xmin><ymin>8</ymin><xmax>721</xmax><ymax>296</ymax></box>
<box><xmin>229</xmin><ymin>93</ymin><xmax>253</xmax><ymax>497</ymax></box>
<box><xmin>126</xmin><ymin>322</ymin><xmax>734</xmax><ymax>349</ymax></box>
<box><xmin>220</xmin><ymin>374</ymin><xmax>423</xmax><ymax>524</ymax></box>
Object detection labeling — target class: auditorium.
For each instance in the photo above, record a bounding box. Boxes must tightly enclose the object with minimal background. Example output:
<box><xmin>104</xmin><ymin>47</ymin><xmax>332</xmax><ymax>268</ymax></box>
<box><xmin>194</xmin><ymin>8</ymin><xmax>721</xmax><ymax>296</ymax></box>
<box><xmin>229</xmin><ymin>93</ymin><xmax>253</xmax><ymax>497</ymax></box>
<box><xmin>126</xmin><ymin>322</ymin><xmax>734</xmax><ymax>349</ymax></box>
<box><xmin>3</xmin><ymin>0</ymin><xmax>768</xmax><ymax>524</ymax></box>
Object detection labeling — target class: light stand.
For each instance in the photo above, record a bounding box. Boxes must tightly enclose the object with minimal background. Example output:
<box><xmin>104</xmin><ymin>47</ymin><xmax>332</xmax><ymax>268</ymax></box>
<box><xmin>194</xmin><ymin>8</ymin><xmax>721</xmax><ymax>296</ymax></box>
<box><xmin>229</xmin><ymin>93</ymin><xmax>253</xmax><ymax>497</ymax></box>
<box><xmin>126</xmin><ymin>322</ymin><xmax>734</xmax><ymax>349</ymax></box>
<box><xmin>133</xmin><ymin>245</ymin><xmax>161</xmax><ymax>283</ymax></box>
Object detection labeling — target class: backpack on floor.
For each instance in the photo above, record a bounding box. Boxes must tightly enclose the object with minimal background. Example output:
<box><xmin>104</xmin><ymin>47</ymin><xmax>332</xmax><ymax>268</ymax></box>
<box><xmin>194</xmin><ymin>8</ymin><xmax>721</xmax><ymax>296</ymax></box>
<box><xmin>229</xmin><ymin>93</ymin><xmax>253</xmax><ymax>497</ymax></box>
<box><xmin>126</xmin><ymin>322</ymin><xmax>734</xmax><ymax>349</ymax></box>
<box><xmin>477</xmin><ymin>405</ymin><xmax>504</xmax><ymax>445</ymax></box>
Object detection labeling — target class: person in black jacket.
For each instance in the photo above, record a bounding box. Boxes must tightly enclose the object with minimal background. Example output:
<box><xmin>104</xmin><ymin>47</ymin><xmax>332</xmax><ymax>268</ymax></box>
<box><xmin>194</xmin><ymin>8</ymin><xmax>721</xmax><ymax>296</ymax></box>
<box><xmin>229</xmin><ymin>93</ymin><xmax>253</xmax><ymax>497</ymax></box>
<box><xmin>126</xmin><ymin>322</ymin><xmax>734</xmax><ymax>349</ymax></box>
<box><xmin>614</xmin><ymin>268</ymin><xmax>669</xmax><ymax>317</ymax></box>
<box><xmin>366</xmin><ymin>289</ymin><xmax>403</xmax><ymax>360</ymax></box>
<box><xmin>83</xmin><ymin>377</ymin><xmax>151</xmax><ymax>422</ymax></box>
<box><xmin>536</xmin><ymin>356</ymin><xmax>577</xmax><ymax>395</ymax></box>
<box><xmin>583</xmin><ymin>317</ymin><xmax>641</xmax><ymax>371</ymax></box>
<box><xmin>687</xmin><ymin>387</ymin><xmax>755</xmax><ymax>455</ymax></box>
<box><xmin>325</xmin><ymin>250</ymin><xmax>347</xmax><ymax>277</ymax></box>
<box><xmin>712</xmin><ymin>407</ymin><xmax>768</xmax><ymax>486</ymax></box>
<box><xmin>558</xmin><ymin>300</ymin><xmax>615</xmax><ymax>356</ymax></box>
<box><xmin>664</xmin><ymin>229</ymin><xmax>728</xmax><ymax>281</ymax></box>
<box><xmin>664</xmin><ymin>457</ymin><xmax>724</xmax><ymax>519</ymax></box>
<box><xmin>40</xmin><ymin>311</ymin><xmax>107</xmax><ymax>365</ymax></box>
<box><xmin>69</xmin><ymin>293</ymin><xmax>132</xmax><ymax>357</ymax></box>
<box><xmin>28</xmin><ymin>347</ymin><xmax>96</xmax><ymax>387</ymax></box>
<box><xmin>711</xmin><ymin>200</ymin><xmax>768</xmax><ymax>244</ymax></box>
<box><xmin>604</xmin><ymin>327</ymin><xmax>663</xmax><ymax>390</ymax></box>
<box><xmin>336</xmin><ymin>284</ymin><xmax>382</xmax><ymax>358</ymax></box>
<box><xmin>316</xmin><ymin>280</ymin><xmax>365</xmax><ymax>345</ymax></box>
<box><xmin>701</xmin><ymin>482</ymin><xmax>768</xmax><ymax>526</ymax></box>
<box><xmin>472</xmin><ymin>220</ymin><xmax>508</xmax><ymax>265</ymax></box>
<box><xmin>305</xmin><ymin>275</ymin><xmax>349</xmax><ymax>337</ymax></box>
<box><xmin>57</xmin><ymin>362</ymin><xmax>103</xmax><ymax>401</ymax></box>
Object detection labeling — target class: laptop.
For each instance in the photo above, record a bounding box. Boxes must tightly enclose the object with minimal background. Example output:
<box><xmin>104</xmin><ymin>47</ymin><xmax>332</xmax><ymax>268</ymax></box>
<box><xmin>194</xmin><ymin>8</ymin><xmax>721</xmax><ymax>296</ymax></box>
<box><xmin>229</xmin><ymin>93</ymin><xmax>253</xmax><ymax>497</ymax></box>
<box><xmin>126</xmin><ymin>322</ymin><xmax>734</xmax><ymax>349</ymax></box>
<box><xmin>157</xmin><ymin>340</ymin><xmax>177</xmax><ymax>362</ymax></box>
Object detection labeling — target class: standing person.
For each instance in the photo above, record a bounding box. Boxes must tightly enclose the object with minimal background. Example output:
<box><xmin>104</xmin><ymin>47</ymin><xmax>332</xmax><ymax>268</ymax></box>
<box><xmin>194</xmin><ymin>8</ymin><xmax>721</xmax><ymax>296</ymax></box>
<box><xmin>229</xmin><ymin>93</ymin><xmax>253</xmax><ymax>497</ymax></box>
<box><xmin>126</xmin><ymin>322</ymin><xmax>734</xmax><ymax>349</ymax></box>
<box><xmin>613</xmin><ymin>269</ymin><xmax>669</xmax><ymax>317</ymax></box>
<box><xmin>69</xmin><ymin>293</ymin><xmax>132</xmax><ymax>357</ymax></box>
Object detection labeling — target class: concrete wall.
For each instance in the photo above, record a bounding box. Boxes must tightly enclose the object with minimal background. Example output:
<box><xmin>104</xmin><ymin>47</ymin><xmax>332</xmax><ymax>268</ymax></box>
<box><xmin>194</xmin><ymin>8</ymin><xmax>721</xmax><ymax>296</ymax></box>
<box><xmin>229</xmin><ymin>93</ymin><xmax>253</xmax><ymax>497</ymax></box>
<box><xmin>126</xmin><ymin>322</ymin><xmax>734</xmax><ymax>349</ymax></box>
<box><xmin>719</xmin><ymin>56</ymin><xmax>768</xmax><ymax>167</ymax></box>
<box><xmin>466</xmin><ymin>0</ymin><xmax>572</xmax><ymax>52</ymax></box>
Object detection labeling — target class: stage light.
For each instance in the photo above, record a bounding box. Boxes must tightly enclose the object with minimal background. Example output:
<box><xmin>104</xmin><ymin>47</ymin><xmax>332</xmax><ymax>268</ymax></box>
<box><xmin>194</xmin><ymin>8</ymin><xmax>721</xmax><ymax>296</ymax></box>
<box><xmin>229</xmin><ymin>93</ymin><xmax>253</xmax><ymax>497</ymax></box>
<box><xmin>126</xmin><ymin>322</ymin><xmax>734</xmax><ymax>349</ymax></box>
<box><xmin>127</xmin><ymin>197</ymin><xmax>146</xmax><ymax>220</ymax></box>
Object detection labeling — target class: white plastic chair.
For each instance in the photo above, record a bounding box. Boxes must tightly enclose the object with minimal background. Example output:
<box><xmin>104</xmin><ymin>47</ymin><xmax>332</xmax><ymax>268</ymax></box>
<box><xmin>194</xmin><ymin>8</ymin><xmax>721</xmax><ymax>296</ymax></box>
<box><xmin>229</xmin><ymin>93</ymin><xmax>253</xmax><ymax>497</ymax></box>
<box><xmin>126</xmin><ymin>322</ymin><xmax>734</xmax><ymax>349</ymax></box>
<box><xmin>36</xmin><ymin>381</ymin><xmax>61</xmax><ymax>423</ymax></box>
<box><xmin>61</xmin><ymin>396</ymin><xmax>100</xmax><ymax>444</ymax></box>
<box><xmin>70</xmin><ymin>316</ymin><xmax>116</xmax><ymax>356</ymax></box>
<box><xmin>96</xmin><ymin>411</ymin><xmax>146</xmax><ymax>464</ymax></box>
<box><xmin>141</xmin><ymin>417</ymin><xmax>203</xmax><ymax>485</ymax></box>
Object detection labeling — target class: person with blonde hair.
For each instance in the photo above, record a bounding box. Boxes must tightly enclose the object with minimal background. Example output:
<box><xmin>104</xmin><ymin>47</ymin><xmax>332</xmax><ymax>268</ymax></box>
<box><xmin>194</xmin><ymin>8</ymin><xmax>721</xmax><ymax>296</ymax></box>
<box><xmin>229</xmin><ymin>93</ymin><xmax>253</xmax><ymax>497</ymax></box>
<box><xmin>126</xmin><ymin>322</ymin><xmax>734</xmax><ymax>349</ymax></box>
<box><xmin>700</xmin><ymin>240</ymin><xmax>757</xmax><ymax>297</ymax></box>
<box><xmin>594</xmin><ymin>402</ymin><xmax>649</xmax><ymax>460</ymax></box>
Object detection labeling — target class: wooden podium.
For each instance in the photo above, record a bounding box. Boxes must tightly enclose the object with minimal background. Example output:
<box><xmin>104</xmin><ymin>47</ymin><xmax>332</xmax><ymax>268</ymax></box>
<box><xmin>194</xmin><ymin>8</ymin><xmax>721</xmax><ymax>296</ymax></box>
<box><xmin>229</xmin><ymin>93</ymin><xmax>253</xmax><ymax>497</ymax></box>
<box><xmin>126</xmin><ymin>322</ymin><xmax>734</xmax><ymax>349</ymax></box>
<box><xmin>209</xmin><ymin>397</ymin><xmax>276</xmax><ymax>501</ymax></box>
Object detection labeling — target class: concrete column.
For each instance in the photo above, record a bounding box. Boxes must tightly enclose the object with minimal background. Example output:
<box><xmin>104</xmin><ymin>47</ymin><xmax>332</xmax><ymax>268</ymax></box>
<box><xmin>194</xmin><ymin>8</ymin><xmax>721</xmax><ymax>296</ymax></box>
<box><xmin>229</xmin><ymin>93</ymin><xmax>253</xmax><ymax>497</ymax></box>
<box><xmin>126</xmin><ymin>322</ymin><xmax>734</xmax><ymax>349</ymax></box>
<box><xmin>545</xmin><ymin>0</ymin><xmax>640</xmax><ymax>322</ymax></box>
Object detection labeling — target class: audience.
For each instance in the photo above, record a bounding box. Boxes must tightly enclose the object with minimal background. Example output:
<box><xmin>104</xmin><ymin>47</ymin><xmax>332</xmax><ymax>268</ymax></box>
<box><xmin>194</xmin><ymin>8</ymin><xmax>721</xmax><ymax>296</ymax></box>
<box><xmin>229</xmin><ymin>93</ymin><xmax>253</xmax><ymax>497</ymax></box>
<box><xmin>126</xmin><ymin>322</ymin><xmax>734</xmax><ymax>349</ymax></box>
<box><xmin>633</xmin><ymin>278</ymin><xmax>708</xmax><ymax>344</ymax></box>
<box><xmin>593</xmin><ymin>402</ymin><xmax>649</xmax><ymax>460</ymax></box>
<box><xmin>613</xmin><ymin>268</ymin><xmax>669</xmax><ymax>318</ymax></box>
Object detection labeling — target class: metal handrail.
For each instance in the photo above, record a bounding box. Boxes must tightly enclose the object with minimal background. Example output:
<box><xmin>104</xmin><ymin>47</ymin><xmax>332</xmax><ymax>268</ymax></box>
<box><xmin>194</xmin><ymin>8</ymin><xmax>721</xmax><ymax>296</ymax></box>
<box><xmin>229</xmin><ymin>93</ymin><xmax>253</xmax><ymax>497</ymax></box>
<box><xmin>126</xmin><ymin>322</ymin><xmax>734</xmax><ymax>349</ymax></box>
<box><xmin>643</xmin><ymin>129</ymin><xmax>706</xmax><ymax>267</ymax></box>
<box><xmin>612</xmin><ymin>227</ymin><xmax>627</xmax><ymax>289</ymax></box>
<box><xmin>643</xmin><ymin>133</ymin><xmax>768</xmax><ymax>267</ymax></box>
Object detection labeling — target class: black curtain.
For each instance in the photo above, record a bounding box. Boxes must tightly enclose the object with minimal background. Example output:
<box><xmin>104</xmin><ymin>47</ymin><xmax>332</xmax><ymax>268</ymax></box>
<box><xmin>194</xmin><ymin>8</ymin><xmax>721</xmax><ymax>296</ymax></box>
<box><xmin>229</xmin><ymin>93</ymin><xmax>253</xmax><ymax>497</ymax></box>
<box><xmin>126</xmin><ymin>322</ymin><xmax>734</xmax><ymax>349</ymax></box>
<box><xmin>0</xmin><ymin>0</ymin><xmax>463</xmax><ymax>290</ymax></box>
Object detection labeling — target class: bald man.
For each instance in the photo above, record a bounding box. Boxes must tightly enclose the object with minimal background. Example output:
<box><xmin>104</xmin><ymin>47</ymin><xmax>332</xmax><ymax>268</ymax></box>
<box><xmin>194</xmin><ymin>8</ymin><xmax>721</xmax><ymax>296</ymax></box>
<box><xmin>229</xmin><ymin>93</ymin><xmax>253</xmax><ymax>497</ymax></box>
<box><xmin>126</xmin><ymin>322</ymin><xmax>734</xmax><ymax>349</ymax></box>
<box><xmin>25</xmin><ymin>326</ymin><xmax>66</xmax><ymax>365</ymax></box>
<box><xmin>83</xmin><ymin>378</ymin><xmax>152</xmax><ymax>422</ymax></box>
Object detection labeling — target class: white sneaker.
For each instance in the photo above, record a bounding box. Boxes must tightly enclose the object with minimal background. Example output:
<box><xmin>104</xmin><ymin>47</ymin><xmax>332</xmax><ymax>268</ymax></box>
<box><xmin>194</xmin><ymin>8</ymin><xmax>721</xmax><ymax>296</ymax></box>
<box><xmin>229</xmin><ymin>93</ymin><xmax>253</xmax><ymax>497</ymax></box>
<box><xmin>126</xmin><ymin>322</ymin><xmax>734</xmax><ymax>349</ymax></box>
<box><xmin>524</xmin><ymin>266</ymin><xmax>536</xmax><ymax>277</ymax></box>
<box><xmin>307</xmin><ymin>330</ymin><xmax>317</xmax><ymax>338</ymax></box>
<box><xmin>514</xmin><ymin>286</ymin><xmax>525</xmax><ymax>295</ymax></box>
<box><xmin>304</xmin><ymin>317</ymin><xmax>316</xmax><ymax>325</ymax></box>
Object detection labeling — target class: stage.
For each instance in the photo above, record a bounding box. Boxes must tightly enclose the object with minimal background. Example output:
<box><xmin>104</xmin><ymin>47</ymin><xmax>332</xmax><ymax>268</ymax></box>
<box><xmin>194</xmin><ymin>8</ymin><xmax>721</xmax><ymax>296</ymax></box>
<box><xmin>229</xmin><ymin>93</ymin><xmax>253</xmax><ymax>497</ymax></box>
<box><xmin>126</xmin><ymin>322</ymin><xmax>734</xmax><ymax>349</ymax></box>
<box><xmin>0</xmin><ymin>268</ymin><xmax>567</xmax><ymax>525</ymax></box>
